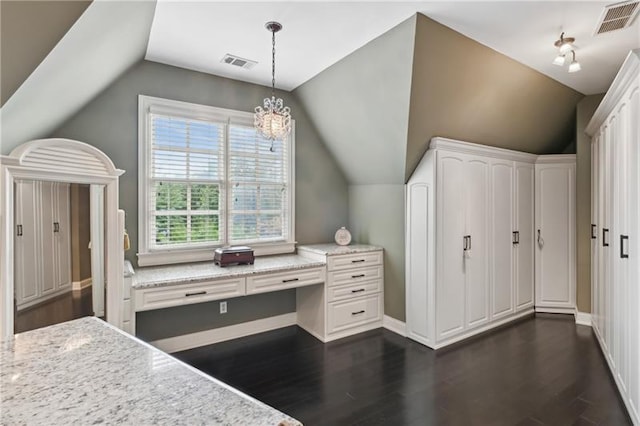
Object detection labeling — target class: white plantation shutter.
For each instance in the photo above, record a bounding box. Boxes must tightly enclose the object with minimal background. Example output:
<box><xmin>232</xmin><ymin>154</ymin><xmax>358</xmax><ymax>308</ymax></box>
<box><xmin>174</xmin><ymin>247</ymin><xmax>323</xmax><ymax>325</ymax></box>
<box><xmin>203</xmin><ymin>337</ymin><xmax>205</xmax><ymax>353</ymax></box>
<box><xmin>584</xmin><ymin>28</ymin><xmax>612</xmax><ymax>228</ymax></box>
<box><xmin>140</xmin><ymin>96</ymin><xmax>294</xmax><ymax>260</ymax></box>
<box><xmin>149</xmin><ymin>114</ymin><xmax>225</xmax><ymax>249</ymax></box>
<box><xmin>228</xmin><ymin>124</ymin><xmax>289</xmax><ymax>244</ymax></box>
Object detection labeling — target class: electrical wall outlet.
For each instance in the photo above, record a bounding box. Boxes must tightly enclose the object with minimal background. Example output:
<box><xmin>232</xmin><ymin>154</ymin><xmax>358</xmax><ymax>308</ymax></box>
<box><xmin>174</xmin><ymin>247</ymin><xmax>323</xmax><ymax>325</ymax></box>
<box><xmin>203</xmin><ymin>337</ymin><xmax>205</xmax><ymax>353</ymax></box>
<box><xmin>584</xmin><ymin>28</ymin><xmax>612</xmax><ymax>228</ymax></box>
<box><xmin>220</xmin><ymin>301</ymin><xmax>227</xmax><ymax>314</ymax></box>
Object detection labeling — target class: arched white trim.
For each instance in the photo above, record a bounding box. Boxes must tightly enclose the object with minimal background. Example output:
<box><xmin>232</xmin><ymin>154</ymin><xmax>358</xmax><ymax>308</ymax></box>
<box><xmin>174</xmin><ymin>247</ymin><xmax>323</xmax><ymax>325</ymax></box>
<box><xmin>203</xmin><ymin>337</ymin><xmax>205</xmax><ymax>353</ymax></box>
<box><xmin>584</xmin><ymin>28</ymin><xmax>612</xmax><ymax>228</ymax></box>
<box><xmin>1</xmin><ymin>138</ymin><xmax>125</xmax><ymax>340</ymax></box>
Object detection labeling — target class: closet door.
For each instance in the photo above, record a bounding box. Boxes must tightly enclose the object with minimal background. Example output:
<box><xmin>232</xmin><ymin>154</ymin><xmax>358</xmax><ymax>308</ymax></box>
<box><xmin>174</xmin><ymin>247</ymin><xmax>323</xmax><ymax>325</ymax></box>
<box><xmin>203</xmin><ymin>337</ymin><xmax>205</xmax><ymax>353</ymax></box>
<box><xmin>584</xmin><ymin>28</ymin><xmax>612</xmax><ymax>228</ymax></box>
<box><xmin>490</xmin><ymin>160</ymin><xmax>514</xmax><ymax>319</ymax></box>
<box><xmin>465</xmin><ymin>156</ymin><xmax>490</xmax><ymax>329</ymax></box>
<box><xmin>436</xmin><ymin>153</ymin><xmax>466</xmax><ymax>339</ymax></box>
<box><xmin>14</xmin><ymin>181</ymin><xmax>41</xmax><ymax>308</ymax></box>
<box><xmin>591</xmin><ymin>136</ymin><xmax>601</xmax><ymax>335</ymax></box>
<box><xmin>515</xmin><ymin>162</ymin><xmax>534</xmax><ymax>311</ymax></box>
<box><xmin>53</xmin><ymin>183</ymin><xmax>72</xmax><ymax>291</ymax></box>
<box><xmin>40</xmin><ymin>182</ymin><xmax>57</xmax><ymax>296</ymax></box>
<box><xmin>535</xmin><ymin>160</ymin><xmax>576</xmax><ymax>311</ymax></box>
<box><xmin>627</xmin><ymin>84</ymin><xmax>640</xmax><ymax>421</ymax></box>
<box><xmin>612</xmin><ymin>107</ymin><xmax>629</xmax><ymax>394</ymax></box>
<box><xmin>599</xmin><ymin>126</ymin><xmax>612</xmax><ymax>353</ymax></box>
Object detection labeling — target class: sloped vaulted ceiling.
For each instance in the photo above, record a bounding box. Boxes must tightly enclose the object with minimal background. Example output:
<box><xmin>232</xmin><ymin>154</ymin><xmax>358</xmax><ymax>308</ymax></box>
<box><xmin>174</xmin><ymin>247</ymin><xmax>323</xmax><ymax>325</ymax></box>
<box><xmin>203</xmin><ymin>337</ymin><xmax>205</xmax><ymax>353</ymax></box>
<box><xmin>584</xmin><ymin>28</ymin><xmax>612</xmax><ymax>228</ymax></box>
<box><xmin>293</xmin><ymin>17</ymin><xmax>417</xmax><ymax>185</ymax></box>
<box><xmin>0</xmin><ymin>1</ymin><xmax>156</xmax><ymax>155</ymax></box>
<box><xmin>295</xmin><ymin>13</ymin><xmax>584</xmax><ymax>185</ymax></box>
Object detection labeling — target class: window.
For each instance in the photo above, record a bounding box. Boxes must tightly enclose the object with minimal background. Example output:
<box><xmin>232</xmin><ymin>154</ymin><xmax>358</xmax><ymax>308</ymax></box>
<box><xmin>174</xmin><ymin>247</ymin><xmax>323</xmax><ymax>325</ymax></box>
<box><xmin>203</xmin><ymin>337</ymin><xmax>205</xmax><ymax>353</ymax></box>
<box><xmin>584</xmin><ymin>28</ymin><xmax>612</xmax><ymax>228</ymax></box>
<box><xmin>138</xmin><ymin>96</ymin><xmax>294</xmax><ymax>266</ymax></box>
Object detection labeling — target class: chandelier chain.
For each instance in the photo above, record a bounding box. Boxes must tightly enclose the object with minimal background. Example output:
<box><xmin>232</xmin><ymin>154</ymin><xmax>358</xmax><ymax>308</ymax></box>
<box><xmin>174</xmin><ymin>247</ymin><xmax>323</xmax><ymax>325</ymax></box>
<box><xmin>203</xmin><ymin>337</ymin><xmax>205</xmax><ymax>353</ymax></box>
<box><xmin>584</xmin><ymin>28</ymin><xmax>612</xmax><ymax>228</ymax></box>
<box><xmin>271</xmin><ymin>28</ymin><xmax>276</xmax><ymax>98</ymax></box>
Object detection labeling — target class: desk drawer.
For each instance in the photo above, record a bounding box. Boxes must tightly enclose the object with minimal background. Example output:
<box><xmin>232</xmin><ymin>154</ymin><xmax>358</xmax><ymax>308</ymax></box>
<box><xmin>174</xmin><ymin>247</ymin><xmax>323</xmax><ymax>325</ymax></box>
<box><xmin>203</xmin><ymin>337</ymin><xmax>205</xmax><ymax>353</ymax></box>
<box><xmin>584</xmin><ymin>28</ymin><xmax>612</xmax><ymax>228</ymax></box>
<box><xmin>328</xmin><ymin>265</ymin><xmax>383</xmax><ymax>287</ymax></box>
<box><xmin>328</xmin><ymin>279</ymin><xmax>382</xmax><ymax>302</ymax></box>
<box><xmin>327</xmin><ymin>251</ymin><xmax>382</xmax><ymax>271</ymax></box>
<box><xmin>246</xmin><ymin>267</ymin><xmax>325</xmax><ymax>295</ymax></box>
<box><xmin>328</xmin><ymin>293</ymin><xmax>382</xmax><ymax>334</ymax></box>
<box><xmin>135</xmin><ymin>278</ymin><xmax>245</xmax><ymax>311</ymax></box>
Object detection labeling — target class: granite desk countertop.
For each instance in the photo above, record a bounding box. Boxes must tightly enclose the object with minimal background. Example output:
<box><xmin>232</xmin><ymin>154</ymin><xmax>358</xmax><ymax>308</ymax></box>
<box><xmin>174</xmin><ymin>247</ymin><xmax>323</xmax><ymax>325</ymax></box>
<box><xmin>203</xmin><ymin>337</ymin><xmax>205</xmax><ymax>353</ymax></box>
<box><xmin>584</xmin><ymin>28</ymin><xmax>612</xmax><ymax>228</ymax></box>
<box><xmin>133</xmin><ymin>254</ymin><xmax>326</xmax><ymax>290</ymax></box>
<box><xmin>0</xmin><ymin>317</ymin><xmax>301</xmax><ymax>426</ymax></box>
<box><xmin>297</xmin><ymin>243</ymin><xmax>383</xmax><ymax>256</ymax></box>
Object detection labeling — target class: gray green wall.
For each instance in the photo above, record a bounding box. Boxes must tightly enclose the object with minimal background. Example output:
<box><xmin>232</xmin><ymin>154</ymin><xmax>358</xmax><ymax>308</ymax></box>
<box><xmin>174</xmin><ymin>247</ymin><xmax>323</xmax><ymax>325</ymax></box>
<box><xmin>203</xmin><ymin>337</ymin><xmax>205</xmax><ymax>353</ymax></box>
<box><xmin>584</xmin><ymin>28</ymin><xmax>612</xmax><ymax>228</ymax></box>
<box><xmin>49</xmin><ymin>59</ymin><xmax>349</xmax><ymax>339</ymax></box>
<box><xmin>349</xmin><ymin>185</ymin><xmax>405</xmax><ymax>320</ymax></box>
<box><xmin>576</xmin><ymin>94</ymin><xmax>605</xmax><ymax>313</ymax></box>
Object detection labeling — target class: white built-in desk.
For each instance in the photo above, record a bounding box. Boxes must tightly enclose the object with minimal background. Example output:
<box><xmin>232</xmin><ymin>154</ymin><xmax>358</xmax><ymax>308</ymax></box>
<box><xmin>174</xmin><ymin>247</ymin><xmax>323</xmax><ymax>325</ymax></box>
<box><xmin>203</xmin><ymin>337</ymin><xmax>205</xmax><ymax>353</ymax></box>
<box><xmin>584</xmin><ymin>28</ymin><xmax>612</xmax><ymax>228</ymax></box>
<box><xmin>128</xmin><ymin>245</ymin><xmax>384</xmax><ymax>346</ymax></box>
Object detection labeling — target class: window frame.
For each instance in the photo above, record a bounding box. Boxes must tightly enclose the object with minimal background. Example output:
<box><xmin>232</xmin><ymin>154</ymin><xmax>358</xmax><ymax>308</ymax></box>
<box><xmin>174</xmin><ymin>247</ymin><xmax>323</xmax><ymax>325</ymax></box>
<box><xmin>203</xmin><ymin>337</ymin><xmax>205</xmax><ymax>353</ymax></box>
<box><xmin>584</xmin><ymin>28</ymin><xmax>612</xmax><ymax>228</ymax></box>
<box><xmin>137</xmin><ymin>95</ymin><xmax>295</xmax><ymax>267</ymax></box>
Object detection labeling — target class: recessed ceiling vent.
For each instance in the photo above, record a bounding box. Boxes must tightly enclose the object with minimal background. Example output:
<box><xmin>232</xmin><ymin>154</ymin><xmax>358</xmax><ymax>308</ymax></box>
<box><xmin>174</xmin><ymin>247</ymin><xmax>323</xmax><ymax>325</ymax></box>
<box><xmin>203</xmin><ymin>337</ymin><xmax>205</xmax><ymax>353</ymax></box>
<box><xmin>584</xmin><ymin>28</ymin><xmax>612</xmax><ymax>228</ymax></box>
<box><xmin>594</xmin><ymin>0</ymin><xmax>639</xmax><ymax>34</ymax></box>
<box><xmin>220</xmin><ymin>54</ymin><xmax>257</xmax><ymax>70</ymax></box>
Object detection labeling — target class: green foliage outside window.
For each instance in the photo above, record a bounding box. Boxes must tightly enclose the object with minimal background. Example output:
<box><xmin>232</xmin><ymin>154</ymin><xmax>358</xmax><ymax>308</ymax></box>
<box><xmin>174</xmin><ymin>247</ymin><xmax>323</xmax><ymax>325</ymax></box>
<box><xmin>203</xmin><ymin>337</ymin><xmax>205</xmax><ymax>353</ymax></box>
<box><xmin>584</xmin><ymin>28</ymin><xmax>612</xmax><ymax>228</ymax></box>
<box><xmin>154</xmin><ymin>181</ymin><xmax>220</xmax><ymax>244</ymax></box>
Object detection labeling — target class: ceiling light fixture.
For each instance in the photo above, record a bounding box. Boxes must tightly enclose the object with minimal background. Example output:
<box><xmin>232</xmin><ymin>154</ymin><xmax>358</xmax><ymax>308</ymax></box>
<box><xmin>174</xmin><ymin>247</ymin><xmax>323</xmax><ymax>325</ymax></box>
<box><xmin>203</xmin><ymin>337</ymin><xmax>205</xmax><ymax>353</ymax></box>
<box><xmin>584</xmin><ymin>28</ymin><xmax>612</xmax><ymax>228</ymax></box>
<box><xmin>568</xmin><ymin>50</ymin><xmax>582</xmax><ymax>73</ymax></box>
<box><xmin>553</xmin><ymin>32</ymin><xmax>581</xmax><ymax>73</ymax></box>
<box><xmin>254</xmin><ymin>21</ymin><xmax>292</xmax><ymax>150</ymax></box>
<box><xmin>554</xmin><ymin>32</ymin><xmax>575</xmax><ymax>54</ymax></box>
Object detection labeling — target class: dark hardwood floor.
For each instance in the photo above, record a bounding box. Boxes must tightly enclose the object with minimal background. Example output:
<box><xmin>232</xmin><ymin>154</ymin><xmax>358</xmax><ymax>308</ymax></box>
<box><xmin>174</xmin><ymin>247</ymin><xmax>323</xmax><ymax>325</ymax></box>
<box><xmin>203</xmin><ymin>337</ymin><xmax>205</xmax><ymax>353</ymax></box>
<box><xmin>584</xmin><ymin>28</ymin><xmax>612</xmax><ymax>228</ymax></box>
<box><xmin>14</xmin><ymin>287</ymin><xmax>94</xmax><ymax>334</ymax></box>
<box><xmin>175</xmin><ymin>315</ymin><xmax>631</xmax><ymax>426</ymax></box>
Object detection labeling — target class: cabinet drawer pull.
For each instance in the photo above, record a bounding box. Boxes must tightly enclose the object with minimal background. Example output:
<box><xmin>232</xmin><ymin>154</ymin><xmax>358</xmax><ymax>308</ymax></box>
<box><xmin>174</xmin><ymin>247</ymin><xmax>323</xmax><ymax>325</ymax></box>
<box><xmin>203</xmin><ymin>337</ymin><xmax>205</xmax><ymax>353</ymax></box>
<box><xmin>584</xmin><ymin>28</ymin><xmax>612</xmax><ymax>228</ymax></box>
<box><xmin>351</xmin><ymin>310</ymin><xmax>365</xmax><ymax>315</ymax></box>
<box><xmin>591</xmin><ymin>224</ymin><xmax>597</xmax><ymax>239</ymax></box>
<box><xmin>620</xmin><ymin>235</ymin><xmax>629</xmax><ymax>259</ymax></box>
<box><xmin>16</xmin><ymin>224</ymin><xmax>23</xmax><ymax>237</ymax></box>
<box><xmin>351</xmin><ymin>289</ymin><xmax>365</xmax><ymax>293</ymax></box>
<box><xmin>282</xmin><ymin>278</ymin><xmax>299</xmax><ymax>283</ymax></box>
<box><xmin>603</xmin><ymin>228</ymin><xmax>609</xmax><ymax>247</ymax></box>
<box><xmin>351</xmin><ymin>274</ymin><xmax>365</xmax><ymax>279</ymax></box>
<box><xmin>185</xmin><ymin>291</ymin><xmax>206</xmax><ymax>297</ymax></box>
<box><xmin>351</xmin><ymin>259</ymin><xmax>366</xmax><ymax>263</ymax></box>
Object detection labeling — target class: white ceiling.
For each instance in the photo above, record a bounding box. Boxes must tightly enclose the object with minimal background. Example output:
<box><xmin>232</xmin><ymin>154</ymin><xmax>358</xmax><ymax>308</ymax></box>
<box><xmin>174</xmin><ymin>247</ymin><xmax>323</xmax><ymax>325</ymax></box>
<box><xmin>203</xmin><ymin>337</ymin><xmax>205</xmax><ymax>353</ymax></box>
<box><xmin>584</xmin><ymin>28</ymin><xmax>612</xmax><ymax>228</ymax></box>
<box><xmin>146</xmin><ymin>1</ymin><xmax>640</xmax><ymax>95</ymax></box>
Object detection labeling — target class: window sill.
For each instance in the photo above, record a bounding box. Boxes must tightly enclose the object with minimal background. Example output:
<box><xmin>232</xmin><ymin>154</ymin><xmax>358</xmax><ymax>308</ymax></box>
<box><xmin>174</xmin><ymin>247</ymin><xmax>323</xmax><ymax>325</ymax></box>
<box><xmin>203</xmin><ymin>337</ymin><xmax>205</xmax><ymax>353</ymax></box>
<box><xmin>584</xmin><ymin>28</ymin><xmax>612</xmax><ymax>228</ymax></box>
<box><xmin>137</xmin><ymin>242</ymin><xmax>297</xmax><ymax>267</ymax></box>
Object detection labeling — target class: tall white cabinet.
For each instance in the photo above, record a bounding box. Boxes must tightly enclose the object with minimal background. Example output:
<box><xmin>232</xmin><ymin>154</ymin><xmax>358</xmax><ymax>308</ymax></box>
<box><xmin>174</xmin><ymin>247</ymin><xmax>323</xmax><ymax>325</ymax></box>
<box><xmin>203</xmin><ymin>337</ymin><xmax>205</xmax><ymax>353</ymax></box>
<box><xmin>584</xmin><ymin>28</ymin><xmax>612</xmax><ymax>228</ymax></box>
<box><xmin>14</xmin><ymin>181</ymin><xmax>72</xmax><ymax>310</ymax></box>
<box><xmin>534</xmin><ymin>156</ymin><xmax>576</xmax><ymax>313</ymax></box>
<box><xmin>406</xmin><ymin>139</ymin><xmax>540</xmax><ymax>349</ymax></box>
<box><xmin>587</xmin><ymin>49</ymin><xmax>639</xmax><ymax>425</ymax></box>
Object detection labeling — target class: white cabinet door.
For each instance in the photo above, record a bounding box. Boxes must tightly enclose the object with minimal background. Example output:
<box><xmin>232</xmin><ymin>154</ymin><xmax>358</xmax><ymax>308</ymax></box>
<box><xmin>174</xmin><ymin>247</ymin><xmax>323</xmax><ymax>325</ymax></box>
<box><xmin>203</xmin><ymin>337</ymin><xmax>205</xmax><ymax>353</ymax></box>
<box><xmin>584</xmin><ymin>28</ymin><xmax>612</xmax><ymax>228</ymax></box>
<box><xmin>515</xmin><ymin>162</ymin><xmax>534</xmax><ymax>311</ymax></box>
<box><xmin>14</xmin><ymin>181</ymin><xmax>40</xmax><ymax>308</ymax></box>
<box><xmin>436</xmin><ymin>153</ymin><xmax>466</xmax><ymax>339</ymax></box>
<box><xmin>602</xmin><ymin>125</ymin><xmax>615</xmax><ymax>358</ymax></box>
<box><xmin>535</xmin><ymin>160</ymin><xmax>576</xmax><ymax>311</ymax></box>
<box><xmin>490</xmin><ymin>160</ymin><xmax>514</xmax><ymax>319</ymax></box>
<box><xmin>591</xmin><ymin>136</ymin><xmax>601</xmax><ymax>334</ymax></box>
<box><xmin>53</xmin><ymin>183</ymin><xmax>72</xmax><ymax>291</ymax></box>
<box><xmin>40</xmin><ymin>182</ymin><xmax>57</xmax><ymax>296</ymax></box>
<box><xmin>626</xmin><ymin>83</ymin><xmax>640</xmax><ymax>422</ymax></box>
<box><xmin>465</xmin><ymin>157</ymin><xmax>490</xmax><ymax>328</ymax></box>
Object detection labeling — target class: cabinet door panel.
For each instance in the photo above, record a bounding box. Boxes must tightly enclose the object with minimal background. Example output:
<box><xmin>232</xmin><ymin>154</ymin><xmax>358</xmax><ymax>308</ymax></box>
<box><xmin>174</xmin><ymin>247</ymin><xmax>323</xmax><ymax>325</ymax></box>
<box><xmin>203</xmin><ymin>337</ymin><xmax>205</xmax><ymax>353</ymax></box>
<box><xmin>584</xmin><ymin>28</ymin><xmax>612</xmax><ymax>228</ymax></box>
<box><xmin>626</xmin><ymin>85</ymin><xmax>640</xmax><ymax>420</ymax></box>
<box><xmin>54</xmin><ymin>183</ymin><xmax>72</xmax><ymax>291</ymax></box>
<box><xmin>515</xmin><ymin>163</ymin><xmax>534</xmax><ymax>310</ymax></box>
<box><xmin>491</xmin><ymin>161</ymin><xmax>514</xmax><ymax>318</ymax></box>
<box><xmin>465</xmin><ymin>158</ymin><xmax>490</xmax><ymax>328</ymax></box>
<box><xmin>40</xmin><ymin>182</ymin><xmax>56</xmax><ymax>295</ymax></box>
<box><xmin>436</xmin><ymin>154</ymin><xmax>466</xmax><ymax>339</ymax></box>
<box><xmin>535</xmin><ymin>164</ymin><xmax>575</xmax><ymax>308</ymax></box>
<box><xmin>15</xmin><ymin>181</ymin><xmax>40</xmax><ymax>307</ymax></box>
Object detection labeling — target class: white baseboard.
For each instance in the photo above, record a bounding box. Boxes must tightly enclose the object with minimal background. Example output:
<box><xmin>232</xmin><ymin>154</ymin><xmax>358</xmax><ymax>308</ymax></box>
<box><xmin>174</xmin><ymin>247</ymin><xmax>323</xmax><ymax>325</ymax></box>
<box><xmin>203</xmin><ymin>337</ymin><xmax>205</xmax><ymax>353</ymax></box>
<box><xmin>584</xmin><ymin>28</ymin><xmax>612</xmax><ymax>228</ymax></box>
<box><xmin>383</xmin><ymin>315</ymin><xmax>407</xmax><ymax>337</ymax></box>
<box><xmin>72</xmin><ymin>278</ymin><xmax>92</xmax><ymax>291</ymax></box>
<box><xmin>574</xmin><ymin>310</ymin><xmax>592</xmax><ymax>327</ymax></box>
<box><xmin>535</xmin><ymin>306</ymin><xmax>576</xmax><ymax>315</ymax></box>
<box><xmin>149</xmin><ymin>312</ymin><xmax>297</xmax><ymax>353</ymax></box>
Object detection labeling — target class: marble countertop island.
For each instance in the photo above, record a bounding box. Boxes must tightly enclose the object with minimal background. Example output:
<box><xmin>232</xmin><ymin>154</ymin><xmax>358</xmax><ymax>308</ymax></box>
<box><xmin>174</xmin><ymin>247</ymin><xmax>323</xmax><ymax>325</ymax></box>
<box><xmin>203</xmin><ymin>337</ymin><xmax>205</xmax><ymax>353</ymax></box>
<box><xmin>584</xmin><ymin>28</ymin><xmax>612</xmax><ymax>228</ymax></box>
<box><xmin>0</xmin><ymin>317</ymin><xmax>301</xmax><ymax>425</ymax></box>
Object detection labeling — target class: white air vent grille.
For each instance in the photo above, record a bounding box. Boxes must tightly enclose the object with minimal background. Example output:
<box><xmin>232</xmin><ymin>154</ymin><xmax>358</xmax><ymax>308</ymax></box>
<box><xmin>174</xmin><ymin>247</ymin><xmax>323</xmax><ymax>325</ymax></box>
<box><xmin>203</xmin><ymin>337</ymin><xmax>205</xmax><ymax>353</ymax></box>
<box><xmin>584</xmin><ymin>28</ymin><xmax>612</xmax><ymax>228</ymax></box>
<box><xmin>595</xmin><ymin>1</ymin><xmax>639</xmax><ymax>34</ymax></box>
<box><xmin>221</xmin><ymin>54</ymin><xmax>257</xmax><ymax>70</ymax></box>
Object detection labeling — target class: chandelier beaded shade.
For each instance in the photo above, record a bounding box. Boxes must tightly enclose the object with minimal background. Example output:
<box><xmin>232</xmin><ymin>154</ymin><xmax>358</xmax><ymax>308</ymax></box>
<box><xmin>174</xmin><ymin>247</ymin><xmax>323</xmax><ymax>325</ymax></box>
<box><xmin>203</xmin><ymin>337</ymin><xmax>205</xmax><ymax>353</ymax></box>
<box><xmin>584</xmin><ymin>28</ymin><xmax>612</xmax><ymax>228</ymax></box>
<box><xmin>254</xmin><ymin>21</ymin><xmax>292</xmax><ymax>143</ymax></box>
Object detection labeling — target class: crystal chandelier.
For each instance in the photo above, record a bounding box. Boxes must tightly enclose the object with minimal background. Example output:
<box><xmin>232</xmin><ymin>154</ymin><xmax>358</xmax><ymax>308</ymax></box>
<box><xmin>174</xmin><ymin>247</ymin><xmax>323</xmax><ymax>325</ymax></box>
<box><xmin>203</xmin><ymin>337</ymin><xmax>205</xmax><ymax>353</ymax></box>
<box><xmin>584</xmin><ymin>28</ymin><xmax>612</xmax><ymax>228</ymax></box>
<box><xmin>254</xmin><ymin>21</ymin><xmax>292</xmax><ymax>147</ymax></box>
